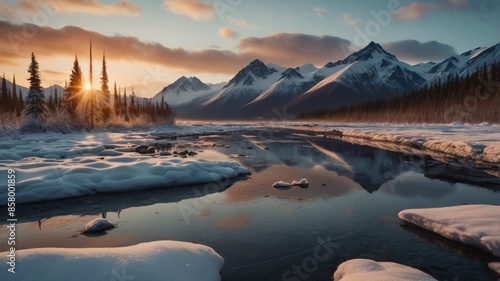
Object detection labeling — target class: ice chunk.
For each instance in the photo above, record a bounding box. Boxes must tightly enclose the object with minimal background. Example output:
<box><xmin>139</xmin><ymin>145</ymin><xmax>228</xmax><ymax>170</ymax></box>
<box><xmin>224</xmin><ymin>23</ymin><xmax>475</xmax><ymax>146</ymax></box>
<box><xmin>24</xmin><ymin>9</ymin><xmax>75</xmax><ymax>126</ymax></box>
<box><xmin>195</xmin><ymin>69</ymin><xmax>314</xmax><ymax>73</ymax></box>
<box><xmin>333</xmin><ymin>259</ymin><xmax>437</xmax><ymax>281</ymax></box>
<box><xmin>292</xmin><ymin>178</ymin><xmax>309</xmax><ymax>188</ymax></box>
<box><xmin>273</xmin><ymin>181</ymin><xmax>292</xmax><ymax>188</ymax></box>
<box><xmin>83</xmin><ymin>218</ymin><xmax>115</xmax><ymax>233</ymax></box>
<box><xmin>399</xmin><ymin>205</ymin><xmax>500</xmax><ymax>257</ymax></box>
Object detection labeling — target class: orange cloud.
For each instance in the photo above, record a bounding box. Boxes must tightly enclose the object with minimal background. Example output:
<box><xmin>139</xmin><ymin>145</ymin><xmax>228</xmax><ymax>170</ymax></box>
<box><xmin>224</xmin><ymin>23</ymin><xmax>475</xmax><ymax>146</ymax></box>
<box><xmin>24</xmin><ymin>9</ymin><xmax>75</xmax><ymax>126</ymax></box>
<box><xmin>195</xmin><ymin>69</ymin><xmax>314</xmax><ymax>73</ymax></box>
<box><xmin>219</xmin><ymin>27</ymin><xmax>237</xmax><ymax>39</ymax></box>
<box><xmin>1</xmin><ymin>20</ymin><xmax>358</xmax><ymax>76</ymax></box>
<box><xmin>0</xmin><ymin>0</ymin><xmax>140</xmax><ymax>17</ymax></box>
<box><xmin>163</xmin><ymin>0</ymin><xmax>215</xmax><ymax>21</ymax></box>
<box><xmin>396</xmin><ymin>2</ymin><xmax>440</xmax><ymax>20</ymax></box>
<box><xmin>0</xmin><ymin>20</ymin><xmax>246</xmax><ymax>74</ymax></box>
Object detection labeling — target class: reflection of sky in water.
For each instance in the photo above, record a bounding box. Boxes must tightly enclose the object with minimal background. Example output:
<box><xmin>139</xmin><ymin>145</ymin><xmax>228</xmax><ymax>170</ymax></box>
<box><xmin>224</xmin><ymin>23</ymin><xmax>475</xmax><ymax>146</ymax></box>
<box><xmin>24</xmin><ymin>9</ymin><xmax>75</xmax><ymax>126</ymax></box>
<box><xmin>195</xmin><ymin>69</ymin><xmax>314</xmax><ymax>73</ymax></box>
<box><xmin>1</xmin><ymin>132</ymin><xmax>499</xmax><ymax>281</ymax></box>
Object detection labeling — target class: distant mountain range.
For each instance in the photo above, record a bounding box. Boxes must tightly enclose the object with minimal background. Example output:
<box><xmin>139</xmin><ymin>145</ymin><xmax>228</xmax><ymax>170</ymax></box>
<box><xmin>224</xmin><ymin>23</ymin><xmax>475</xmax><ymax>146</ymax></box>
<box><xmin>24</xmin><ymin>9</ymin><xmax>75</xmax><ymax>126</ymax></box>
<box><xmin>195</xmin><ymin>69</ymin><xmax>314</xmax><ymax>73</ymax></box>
<box><xmin>153</xmin><ymin>41</ymin><xmax>500</xmax><ymax>120</ymax></box>
<box><xmin>5</xmin><ymin>80</ymin><xmax>65</xmax><ymax>99</ymax></box>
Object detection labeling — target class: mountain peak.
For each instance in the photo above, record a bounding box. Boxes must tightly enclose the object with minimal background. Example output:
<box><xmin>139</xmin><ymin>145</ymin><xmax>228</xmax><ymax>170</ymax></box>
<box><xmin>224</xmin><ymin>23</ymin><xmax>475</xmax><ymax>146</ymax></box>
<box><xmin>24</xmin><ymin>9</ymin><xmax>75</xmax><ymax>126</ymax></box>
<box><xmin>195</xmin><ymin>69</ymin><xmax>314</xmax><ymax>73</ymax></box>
<box><xmin>347</xmin><ymin>42</ymin><xmax>397</xmax><ymax>62</ymax></box>
<box><xmin>160</xmin><ymin>76</ymin><xmax>210</xmax><ymax>94</ymax></box>
<box><xmin>224</xmin><ymin>59</ymin><xmax>277</xmax><ymax>88</ymax></box>
<box><xmin>279</xmin><ymin>68</ymin><xmax>304</xmax><ymax>80</ymax></box>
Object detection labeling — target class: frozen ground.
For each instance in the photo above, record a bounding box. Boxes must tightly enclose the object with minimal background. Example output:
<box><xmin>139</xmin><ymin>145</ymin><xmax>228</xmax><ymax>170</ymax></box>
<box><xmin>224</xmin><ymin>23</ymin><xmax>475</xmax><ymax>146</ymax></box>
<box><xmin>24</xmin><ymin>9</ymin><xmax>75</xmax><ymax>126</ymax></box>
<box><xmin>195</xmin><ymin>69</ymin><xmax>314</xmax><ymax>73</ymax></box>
<box><xmin>0</xmin><ymin>124</ymin><xmax>253</xmax><ymax>205</ymax></box>
<box><xmin>279</xmin><ymin>122</ymin><xmax>500</xmax><ymax>164</ymax></box>
<box><xmin>333</xmin><ymin>259</ymin><xmax>437</xmax><ymax>281</ymax></box>
<box><xmin>0</xmin><ymin>240</ymin><xmax>224</xmax><ymax>281</ymax></box>
<box><xmin>399</xmin><ymin>205</ymin><xmax>500</xmax><ymax>257</ymax></box>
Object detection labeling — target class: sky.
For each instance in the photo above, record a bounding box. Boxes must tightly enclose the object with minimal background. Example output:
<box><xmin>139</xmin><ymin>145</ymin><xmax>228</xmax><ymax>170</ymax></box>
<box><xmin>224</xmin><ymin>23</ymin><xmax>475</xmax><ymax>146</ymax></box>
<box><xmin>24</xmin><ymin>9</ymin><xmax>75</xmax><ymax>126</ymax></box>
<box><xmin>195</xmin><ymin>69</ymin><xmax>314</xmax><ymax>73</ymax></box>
<box><xmin>0</xmin><ymin>0</ymin><xmax>499</xmax><ymax>97</ymax></box>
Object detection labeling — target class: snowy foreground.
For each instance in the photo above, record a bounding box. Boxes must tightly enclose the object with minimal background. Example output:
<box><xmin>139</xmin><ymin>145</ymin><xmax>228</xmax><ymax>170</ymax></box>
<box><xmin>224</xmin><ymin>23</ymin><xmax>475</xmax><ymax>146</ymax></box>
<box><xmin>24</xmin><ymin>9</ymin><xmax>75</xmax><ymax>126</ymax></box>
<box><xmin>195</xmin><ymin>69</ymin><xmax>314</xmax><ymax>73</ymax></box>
<box><xmin>399</xmin><ymin>205</ymin><xmax>500</xmax><ymax>257</ymax></box>
<box><xmin>0</xmin><ymin>240</ymin><xmax>224</xmax><ymax>281</ymax></box>
<box><xmin>0</xmin><ymin>124</ymin><xmax>252</xmax><ymax>205</ymax></box>
<box><xmin>333</xmin><ymin>259</ymin><xmax>436</xmax><ymax>281</ymax></box>
<box><xmin>1</xmin><ymin>156</ymin><xmax>249</xmax><ymax>205</ymax></box>
<box><xmin>281</xmin><ymin>122</ymin><xmax>500</xmax><ymax>164</ymax></box>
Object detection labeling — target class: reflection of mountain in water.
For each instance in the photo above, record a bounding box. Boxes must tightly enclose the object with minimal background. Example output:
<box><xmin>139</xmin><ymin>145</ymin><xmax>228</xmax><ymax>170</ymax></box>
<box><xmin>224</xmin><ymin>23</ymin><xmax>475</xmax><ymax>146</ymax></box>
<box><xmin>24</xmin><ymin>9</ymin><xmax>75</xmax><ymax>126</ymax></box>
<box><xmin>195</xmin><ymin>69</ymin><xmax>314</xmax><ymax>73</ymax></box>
<box><xmin>234</xmin><ymin>131</ymin><xmax>415</xmax><ymax>193</ymax></box>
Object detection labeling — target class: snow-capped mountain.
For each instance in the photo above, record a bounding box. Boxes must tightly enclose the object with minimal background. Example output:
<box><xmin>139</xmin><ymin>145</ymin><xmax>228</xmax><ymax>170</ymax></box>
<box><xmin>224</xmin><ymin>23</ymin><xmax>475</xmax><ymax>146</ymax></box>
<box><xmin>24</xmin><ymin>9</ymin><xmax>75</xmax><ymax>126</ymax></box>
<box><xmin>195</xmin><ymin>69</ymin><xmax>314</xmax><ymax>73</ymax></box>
<box><xmin>176</xmin><ymin>41</ymin><xmax>500</xmax><ymax>120</ymax></box>
<box><xmin>241</xmin><ymin>64</ymin><xmax>319</xmax><ymax>118</ymax></box>
<box><xmin>152</xmin><ymin>76</ymin><xmax>223</xmax><ymax>107</ymax></box>
<box><xmin>287</xmin><ymin>42</ymin><xmax>427</xmax><ymax>114</ymax></box>
<box><xmin>183</xmin><ymin>59</ymin><xmax>282</xmax><ymax>119</ymax></box>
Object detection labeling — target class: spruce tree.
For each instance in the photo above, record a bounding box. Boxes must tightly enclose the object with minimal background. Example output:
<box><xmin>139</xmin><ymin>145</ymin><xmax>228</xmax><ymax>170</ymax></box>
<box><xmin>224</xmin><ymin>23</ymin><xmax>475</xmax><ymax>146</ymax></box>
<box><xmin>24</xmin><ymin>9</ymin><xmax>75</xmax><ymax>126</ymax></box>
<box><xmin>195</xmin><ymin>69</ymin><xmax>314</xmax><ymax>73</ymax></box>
<box><xmin>100</xmin><ymin>52</ymin><xmax>111</xmax><ymax>120</ymax></box>
<box><xmin>113</xmin><ymin>81</ymin><xmax>120</xmax><ymax>116</ymax></box>
<box><xmin>0</xmin><ymin>73</ymin><xmax>7</xmax><ymax>112</ymax></box>
<box><xmin>25</xmin><ymin>52</ymin><xmax>48</xmax><ymax>120</ymax></box>
<box><xmin>63</xmin><ymin>55</ymin><xmax>84</xmax><ymax>113</ymax></box>
<box><xmin>12</xmin><ymin>74</ymin><xmax>17</xmax><ymax>111</ymax></box>
<box><xmin>54</xmin><ymin>86</ymin><xmax>59</xmax><ymax>108</ymax></box>
<box><xmin>123</xmin><ymin>88</ymin><xmax>129</xmax><ymax>121</ymax></box>
<box><xmin>17</xmin><ymin>88</ymin><xmax>24</xmax><ymax>116</ymax></box>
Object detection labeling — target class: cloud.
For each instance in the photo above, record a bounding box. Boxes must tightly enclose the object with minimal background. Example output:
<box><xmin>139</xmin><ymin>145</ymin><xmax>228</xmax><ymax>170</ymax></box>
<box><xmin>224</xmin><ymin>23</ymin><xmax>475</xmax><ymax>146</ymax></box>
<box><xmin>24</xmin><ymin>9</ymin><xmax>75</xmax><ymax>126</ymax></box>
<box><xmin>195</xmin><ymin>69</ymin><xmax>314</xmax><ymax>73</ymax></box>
<box><xmin>219</xmin><ymin>27</ymin><xmax>237</xmax><ymax>39</ymax></box>
<box><xmin>0</xmin><ymin>20</ymin><xmax>246</xmax><ymax>74</ymax></box>
<box><xmin>312</xmin><ymin>7</ymin><xmax>328</xmax><ymax>18</ymax></box>
<box><xmin>163</xmin><ymin>0</ymin><xmax>215</xmax><ymax>21</ymax></box>
<box><xmin>239</xmin><ymin>33</ymin><xmax>354</xmax><ymax>66</ymax></box>
<box><xmin>0</xmin><ymin>0</ymin><xmax>140</xmax><ymax>17</ymax></box>
<box><xmin>227</xmin><ymin>16</ymin><xmax>247</xmax><ymax>27</ymax></box>
<box><xmin>340</xmin><ymin>13</ymin><xmax>360</xmax><ymax>28</ymax></box>
<box><xmin>382</xmin><ymin>40</ymin><xmax>457</xmax><ymax>62</ymax></box>
<box><xmin>396</xmin><ymin>2</ymin><xmax>440</xmax><ymax>20</ymax></box>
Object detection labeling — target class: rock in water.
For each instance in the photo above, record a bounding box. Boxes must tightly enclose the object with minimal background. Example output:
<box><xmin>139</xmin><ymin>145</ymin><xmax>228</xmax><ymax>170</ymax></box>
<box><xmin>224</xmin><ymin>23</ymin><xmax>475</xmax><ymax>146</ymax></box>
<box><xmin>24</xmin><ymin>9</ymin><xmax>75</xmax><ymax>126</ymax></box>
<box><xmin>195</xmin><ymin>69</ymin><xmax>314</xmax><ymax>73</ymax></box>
<box><xmin>292</xmin><ymin>178</ymin><xmax>309</xmax><ymax>188</ymax></box>
<box><xmin>83</xmin><ymin>218</ymin><xmax>115</xmax><ymax>233</ymax></box>
<box><xmin>273</xmin><ymin>181</ymin><xmax>292</xmax><ymax>188</ymax></box>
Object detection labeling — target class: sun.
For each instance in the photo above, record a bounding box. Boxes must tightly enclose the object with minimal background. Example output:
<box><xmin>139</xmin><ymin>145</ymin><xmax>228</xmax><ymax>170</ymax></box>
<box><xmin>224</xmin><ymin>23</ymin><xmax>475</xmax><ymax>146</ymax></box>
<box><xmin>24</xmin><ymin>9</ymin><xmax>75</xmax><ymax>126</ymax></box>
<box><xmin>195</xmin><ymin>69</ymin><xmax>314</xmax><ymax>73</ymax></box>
<box><xmin>84</xmin><ymin>82</ymin><xmax>92</xmax><ymax>90</ymax></box>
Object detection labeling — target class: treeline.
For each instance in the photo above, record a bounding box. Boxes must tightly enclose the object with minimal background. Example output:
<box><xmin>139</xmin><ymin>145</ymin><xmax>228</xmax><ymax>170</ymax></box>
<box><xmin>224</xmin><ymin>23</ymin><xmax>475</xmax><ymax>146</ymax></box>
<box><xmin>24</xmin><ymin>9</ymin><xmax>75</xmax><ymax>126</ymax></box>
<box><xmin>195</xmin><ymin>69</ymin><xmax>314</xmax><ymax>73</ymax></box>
<box><xmin>1</xmin><ymin>45</ymin><xmax>175</xmax><ymax>132</ymax></box>
<box><xmin>297</xmin><ymin>61</ymin><xmax>500</xmax><ymax>124</ymax></box>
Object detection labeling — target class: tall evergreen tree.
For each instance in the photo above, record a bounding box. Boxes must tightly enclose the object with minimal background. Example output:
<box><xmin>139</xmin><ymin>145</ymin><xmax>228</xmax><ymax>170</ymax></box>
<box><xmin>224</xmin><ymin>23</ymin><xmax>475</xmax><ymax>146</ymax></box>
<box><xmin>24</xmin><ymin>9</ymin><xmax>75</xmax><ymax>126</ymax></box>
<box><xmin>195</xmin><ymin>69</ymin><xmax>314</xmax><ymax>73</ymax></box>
<box><xmin>24</xmin><ymin>52</ymin><xmax>48</xmax><ymax>120</ymax></box>
<box><xmin>0</xmin><ymin>73</ymin><xmax>8</xmax><ymax>112</ymax></box>
<box><xmin>63</xmin><ymin>55</ymin><xmax>84</xmax><ymax>114</ymax></box>
<box><xmin>123</xmin><ymin>88</ymin><xmax>129</xmax><ymax>121</ymax></box>
<box><xmin>113</xmin><ymin>81</ymin><xmax>120</xmax><ymax>116</ymax></box>
<box><xmin>54</xmin><ymin>86</ymin><xmax>59</xmax><ymax>108</ymax></box>
<box><xmin>100</xmin><ymin>51</ymin><xmax>111</xmax><ymax>120</ymax></box>
<box><xmin>12</xmin><ymin>74</ymin><xmax>17</xmax><ymax>111</ymax></box>
<box><xmin>17</xmin><ymin>88</ymin><xmax>24</xmax><ymax>116</ymax></box>
<box><xmin>88</xmin><ymin>39</ymin><xmax>95</xmax><ymax>128</ymax></box>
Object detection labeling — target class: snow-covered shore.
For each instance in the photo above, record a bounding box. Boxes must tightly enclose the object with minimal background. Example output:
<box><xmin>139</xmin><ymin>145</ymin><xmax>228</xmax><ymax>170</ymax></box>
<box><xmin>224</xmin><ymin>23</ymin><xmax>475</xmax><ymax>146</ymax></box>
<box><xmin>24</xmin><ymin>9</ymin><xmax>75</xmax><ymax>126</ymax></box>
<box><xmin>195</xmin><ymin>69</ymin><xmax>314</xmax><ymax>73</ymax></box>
<box><xmin>399</xmin><ymin>205</ymin><xmax>500</xmax><ymax>257</ymax></box>
<box><xmin>0</xmin><ymin>125</ymin><xmax>252</xmax><ymax>205</ymax></box>
<box><xmin>0</xmin><ymin>240</ymin><xmax>224</xmax><ymax>280</ymax></box>
<box><xmin>281</xmin><ymin>122</ymin><xmax>500</xmax><ymax>164</ymax></box>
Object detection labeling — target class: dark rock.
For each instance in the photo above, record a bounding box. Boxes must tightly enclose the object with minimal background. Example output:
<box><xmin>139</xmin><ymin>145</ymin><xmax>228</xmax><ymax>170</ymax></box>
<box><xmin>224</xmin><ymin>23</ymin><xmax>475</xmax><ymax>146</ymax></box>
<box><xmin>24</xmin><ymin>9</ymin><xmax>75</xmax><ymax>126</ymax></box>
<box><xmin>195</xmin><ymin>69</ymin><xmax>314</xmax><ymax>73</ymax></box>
<box><xmin>136</xmin><ymin>145</ymin><xmax>156</xmax><ymax>154</ymax></box>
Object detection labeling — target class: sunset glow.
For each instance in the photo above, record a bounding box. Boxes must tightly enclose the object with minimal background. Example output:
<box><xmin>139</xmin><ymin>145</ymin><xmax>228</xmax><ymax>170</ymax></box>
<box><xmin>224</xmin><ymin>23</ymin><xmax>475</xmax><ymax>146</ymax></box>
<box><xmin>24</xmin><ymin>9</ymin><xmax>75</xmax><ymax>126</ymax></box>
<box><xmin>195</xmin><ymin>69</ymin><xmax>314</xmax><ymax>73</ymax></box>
<box><xmin>0</xmin><ymin>0</ymin><xmax>498</xmax><ymax>97</ymax></box>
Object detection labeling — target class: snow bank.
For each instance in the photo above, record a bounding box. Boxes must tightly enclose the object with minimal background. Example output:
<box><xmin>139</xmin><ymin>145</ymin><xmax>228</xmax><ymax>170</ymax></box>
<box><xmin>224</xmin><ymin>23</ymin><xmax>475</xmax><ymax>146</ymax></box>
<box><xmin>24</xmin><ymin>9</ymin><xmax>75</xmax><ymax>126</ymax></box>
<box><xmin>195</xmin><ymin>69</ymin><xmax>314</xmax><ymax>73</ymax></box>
<box><xmin>279</xmin><ymin>123</ymin><xmax>500</xmax><ymax>164</ymax></box>
<box><xmin>0</xmin><ymin>157</ymin><xmax>250</xmax><ymax>205</ymax></box>
<box><xmin>0</xmin><ymin>240</ymin><xmax>224</xmax><ymax>281</ymax></box>
<box><xmin>398</xmin><ymin>205</ymin><xmax>500</xmax><ymax>257</ymax></box>
<box><xmin>333</xmin><ymin>259</ymin><xmax>436</xmax><ymax>281</ymax></box>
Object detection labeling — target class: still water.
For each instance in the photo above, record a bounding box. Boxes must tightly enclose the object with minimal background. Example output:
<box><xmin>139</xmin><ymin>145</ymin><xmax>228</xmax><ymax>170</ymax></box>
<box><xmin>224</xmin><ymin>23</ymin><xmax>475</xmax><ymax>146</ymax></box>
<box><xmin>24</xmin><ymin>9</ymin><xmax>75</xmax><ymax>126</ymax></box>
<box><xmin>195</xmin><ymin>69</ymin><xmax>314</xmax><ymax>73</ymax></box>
<box><xmin>1</xmin><ymin>129</ymin><xmax>499</xmax><ymax>280</ymax></box>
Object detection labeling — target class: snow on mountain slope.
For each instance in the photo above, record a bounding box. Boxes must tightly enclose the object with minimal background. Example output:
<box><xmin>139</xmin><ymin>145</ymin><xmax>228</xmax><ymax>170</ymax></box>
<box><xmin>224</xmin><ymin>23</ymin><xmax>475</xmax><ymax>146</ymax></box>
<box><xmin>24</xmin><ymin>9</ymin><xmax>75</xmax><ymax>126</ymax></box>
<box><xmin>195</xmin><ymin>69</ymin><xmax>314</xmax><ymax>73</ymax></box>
<box><xmin>152</xmin><ymin>76</ymin><xmax>223</xmax><ymax>107</ymax></box>
<box><xmin>175</xmin><ymin>41</ymin><xmax>500</xmax><ymax>119</ymax></box>
<box><xmin>287</xmin><ymin>42</ymin><xmax>427</xmax><ymax>114</ymax></box>
<box><xmin>182</xmin><ymin>59</ymin><xmax>284</xmax><ymax>119</ymax></box>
